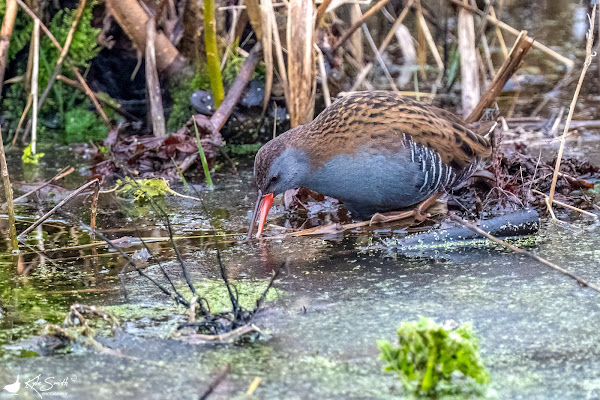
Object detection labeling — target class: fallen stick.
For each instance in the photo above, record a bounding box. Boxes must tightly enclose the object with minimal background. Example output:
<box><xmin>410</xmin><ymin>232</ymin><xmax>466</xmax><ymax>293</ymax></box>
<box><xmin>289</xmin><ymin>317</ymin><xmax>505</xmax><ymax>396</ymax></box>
<box><xmin>198</xmin><ymin>365</ymin><xmax>232</xmax><ymax>400</ymax></box>
<box><xmin>18</xmin><ymin>179</ymin><xmax>100</xmax><ymax>241</ymax></box>
<box><xmin>175</xmin><ymin>324</ymin><xmax>262</xmax><ymax>344</ymax></box>
<box><xmin>465</xmin><ymin>30</ymin><xmax>534</xmax><ymax>124</ymax></box>
<box><xmin>6</xmin><ymin>166</ymin><xmax>74</xmax><ymax>206</ymax></box>
<box><xmin>267</xmin><ymin>201</ymin><xmax>445</xmax><ymax>238</ymax></box>
<box><xmin>449</xmin><ymin>214</ymin><xmax>600</xmax><ymax>293</ymax></box>
<box><xmin>178</xmin><ymin>43</ymin><xmax>262</xmax><ymax>174</ymax></box>
<box><xmin>399</xmin><ymin>208</ymin><xmax>540</xmax><ymax>248</ymax></box>
<box><xmin>532</xmin><ymin>189</ymin><xmax>598</xmax><ymax>219</ymax></box>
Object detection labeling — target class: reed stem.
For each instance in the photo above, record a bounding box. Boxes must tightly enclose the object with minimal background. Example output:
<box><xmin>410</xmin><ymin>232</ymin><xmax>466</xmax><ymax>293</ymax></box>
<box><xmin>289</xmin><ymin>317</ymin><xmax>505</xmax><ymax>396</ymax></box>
<box><xmin>204</xmin><ymin>0</ymin><xmax>224</xmax><ymax>108</ymax></box>
<box><xmin>0</xmin><ymin>128</ymin><xmax>18</xmax><ymax>250</ymax></box>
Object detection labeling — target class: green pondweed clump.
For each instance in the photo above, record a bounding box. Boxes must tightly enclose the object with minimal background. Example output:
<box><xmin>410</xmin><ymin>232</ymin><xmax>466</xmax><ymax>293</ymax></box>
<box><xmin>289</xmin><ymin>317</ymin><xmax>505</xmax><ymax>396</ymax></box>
<box><xmin>377</xmin><ymin>317</ymin><xmax>490</xmax><ymax>397</ymax></box>
<box><xmin>116</xmin><ymin>177</ymin><xmax>170</xmax><ymax>205</ymax></box>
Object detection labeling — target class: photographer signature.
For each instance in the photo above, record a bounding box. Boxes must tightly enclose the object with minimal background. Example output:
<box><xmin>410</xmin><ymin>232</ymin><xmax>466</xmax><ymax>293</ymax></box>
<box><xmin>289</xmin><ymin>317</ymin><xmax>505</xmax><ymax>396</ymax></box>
<box><xmin>23</xmin><ymin>374</ymin><xmax>76</xmax><ymax>399</ymax></box>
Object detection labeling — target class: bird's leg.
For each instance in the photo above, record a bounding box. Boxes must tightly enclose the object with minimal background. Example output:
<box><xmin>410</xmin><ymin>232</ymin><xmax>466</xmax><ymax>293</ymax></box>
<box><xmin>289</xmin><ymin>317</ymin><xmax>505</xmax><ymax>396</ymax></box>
<box><xmin>413</xmin><ymin>193</ymin><xmax>442</xmax><ymax>222</ymax></box>
<box><xmin>368</xmin><ymin>193</ymin><xmax>442</xmax><ymax>226</ymax></box>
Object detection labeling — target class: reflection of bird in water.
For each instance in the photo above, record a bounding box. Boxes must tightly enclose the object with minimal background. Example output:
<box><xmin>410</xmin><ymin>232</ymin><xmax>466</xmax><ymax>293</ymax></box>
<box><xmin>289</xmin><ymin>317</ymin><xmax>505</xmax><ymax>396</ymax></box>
<box><xmin>3</xmin><ymin>375</ymin><xmax>20</xmax><ymax>394</ymax></box>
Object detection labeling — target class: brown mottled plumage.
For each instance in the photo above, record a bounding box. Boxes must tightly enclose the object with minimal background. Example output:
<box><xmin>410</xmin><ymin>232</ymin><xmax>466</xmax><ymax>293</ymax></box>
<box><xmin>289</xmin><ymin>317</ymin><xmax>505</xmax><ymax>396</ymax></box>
<box><xmin>249</xmin><ymin>91</ymin><xmax>493</xmax><ymax>237</ymax></box>
<box><xmin>255</xmin><ymin>91</ymin><xmax>491</xmax><ymax>190</ymax></box>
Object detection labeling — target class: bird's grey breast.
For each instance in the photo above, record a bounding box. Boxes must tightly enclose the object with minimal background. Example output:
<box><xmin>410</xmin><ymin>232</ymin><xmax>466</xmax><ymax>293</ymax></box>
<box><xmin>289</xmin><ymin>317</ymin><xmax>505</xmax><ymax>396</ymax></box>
<box><xmin>304</xmin><ymin>139</ymin><xmax>462</xmax><ymax>217</ymax></box>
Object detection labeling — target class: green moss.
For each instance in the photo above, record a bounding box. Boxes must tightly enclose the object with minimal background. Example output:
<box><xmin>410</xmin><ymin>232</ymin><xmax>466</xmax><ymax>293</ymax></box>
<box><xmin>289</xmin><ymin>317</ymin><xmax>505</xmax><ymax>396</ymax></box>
<box><xmin>222</xmin><ymin>46</ymin><xmax>265</xmax><ymax>87</ymax></box>
<box><xmin>166</xmin><ymin>66</ymin><xmax>211</xmax><ymax>132</ymax></box>
<box><xmin>44</xmin><ymin>2</ymin><xmax>101</xmax><ymax>69</ymax></box>
<box><xmin>1</xmin><ymin>1</ymin><xmax>105</xmax><ymax>142</ymax></box>
<box><xmin>64</xmin><ymin>107</ymin><xmax>108</xmax><ymax>143</ymax></box>
<box><xmin>377</xmin><ymin>317</ymin><xmax>489</xmax><ymax>396</ymax></box>
<box><xmin>226</xmin><ymin>143</ymin><xmax>263</xmax><ymax>156</ymax></box>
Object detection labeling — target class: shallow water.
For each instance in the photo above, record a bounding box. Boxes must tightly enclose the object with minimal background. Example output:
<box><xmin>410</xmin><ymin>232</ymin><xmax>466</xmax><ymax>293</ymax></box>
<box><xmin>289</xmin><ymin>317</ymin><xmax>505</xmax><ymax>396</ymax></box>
<box><xmin>2</xmin><ymin>159</ymin><xmax>600</xmax><ymax>399</ymax></box>
<box><xmin>2</xmin><ymin>0</ymin><xmax>600</xmax><ymax>398</ymax></box>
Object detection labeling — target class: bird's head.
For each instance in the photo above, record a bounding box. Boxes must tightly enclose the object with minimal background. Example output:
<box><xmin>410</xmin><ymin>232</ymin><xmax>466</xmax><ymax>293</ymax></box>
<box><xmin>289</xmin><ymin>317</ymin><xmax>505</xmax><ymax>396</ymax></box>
<box><xmin>248</xmin><ymin>134</ymin><xmax>310</xmax><ymax>238</ymax></box>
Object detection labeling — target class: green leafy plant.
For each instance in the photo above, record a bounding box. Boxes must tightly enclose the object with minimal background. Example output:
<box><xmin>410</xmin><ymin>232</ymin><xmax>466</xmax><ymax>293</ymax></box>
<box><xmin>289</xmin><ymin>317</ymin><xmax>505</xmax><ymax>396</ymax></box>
<box><xmin>116</xmin><ymin>177</ymin><xmax>170</xmax><ymax>205</ymax></box>
<box><xmin>44</xmin><ymin>1</ymin><xmax>101</xmax><ymax>69</ymax></box>
<box><xmin>377</xmin><ymin>317</ymin><xmax>490</xmax><ymax>396</ymax></box>
<box><xmin>21</xmin><ymin>143</ymin><xmax>45</xmax><ymax>164</ymax></box>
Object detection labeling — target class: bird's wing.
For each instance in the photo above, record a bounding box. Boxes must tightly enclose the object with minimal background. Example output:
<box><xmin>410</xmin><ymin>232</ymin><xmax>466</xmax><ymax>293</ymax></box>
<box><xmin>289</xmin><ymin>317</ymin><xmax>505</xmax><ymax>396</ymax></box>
<box><xmin>305</xmin><ymin>91</ymin><xmax>492</xmax><ymax>170</ymax></box>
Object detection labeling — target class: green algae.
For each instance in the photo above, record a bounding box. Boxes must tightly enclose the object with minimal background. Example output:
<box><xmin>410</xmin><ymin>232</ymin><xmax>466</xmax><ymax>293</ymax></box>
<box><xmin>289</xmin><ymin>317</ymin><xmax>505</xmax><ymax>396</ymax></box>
<box><xmin>177</xmin><ymin>278</ymin><xmax>282</xmax><ymax>314</ymax></box>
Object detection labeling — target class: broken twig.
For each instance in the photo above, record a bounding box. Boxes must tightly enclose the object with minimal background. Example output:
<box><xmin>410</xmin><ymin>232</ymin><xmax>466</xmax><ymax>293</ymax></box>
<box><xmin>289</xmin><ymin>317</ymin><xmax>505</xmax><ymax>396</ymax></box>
<box><xmin>449</xmin><ymin>214</ymin><xmax>600</xmax><ymax>293</ymax></box>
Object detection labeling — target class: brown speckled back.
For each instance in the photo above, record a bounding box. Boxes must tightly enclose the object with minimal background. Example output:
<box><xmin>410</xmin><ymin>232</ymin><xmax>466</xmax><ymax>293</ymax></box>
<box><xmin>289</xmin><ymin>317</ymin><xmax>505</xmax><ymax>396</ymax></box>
<box><xmin>254</xmin><ymin>91</ymin><xmax>493</xmax><ymax>196</ymax></box>
<box><xmin>296</xmin><ymin>91</ymin><xmax>492</xmax><ymax>170</ymax></box>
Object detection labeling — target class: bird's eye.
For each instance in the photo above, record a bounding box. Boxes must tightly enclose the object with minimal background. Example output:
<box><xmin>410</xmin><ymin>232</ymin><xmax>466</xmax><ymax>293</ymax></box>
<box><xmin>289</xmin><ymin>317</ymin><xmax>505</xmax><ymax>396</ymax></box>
<box><xmin>270</xmin><ymin>175</ymin><xmax>279</xmax><ymax>183</ymax></box>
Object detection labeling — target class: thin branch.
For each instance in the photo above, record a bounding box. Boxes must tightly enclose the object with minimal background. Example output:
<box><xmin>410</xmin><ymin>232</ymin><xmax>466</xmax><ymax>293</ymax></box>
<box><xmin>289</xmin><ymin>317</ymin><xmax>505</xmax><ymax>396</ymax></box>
<box><xmin>465</xmin><ymin>30</ymin><xmax>534</xmax><ymax>124</ymax></box>
<box><xmin>332</xmin><ymin>0</ymin><xmax>393</xmax><ymax>52</ymax></box>
<box><xmin>7</xmin><ymin>166</ymin><xmax>74</xmax><ymax>206</ymax></box>
<box><xmin>18</xmin><ymin>179</ymin><xmax>100</xmax><ymax>241</ymax></box>
<box><xmin>449</xmin><ymin>214</ymin><xmax>600</xmax><ymax>293</ymax></box>
<box><xmin>63</xmin><ymin>211</ymin><xmax>190</xmax><ymax>308</ymax></box>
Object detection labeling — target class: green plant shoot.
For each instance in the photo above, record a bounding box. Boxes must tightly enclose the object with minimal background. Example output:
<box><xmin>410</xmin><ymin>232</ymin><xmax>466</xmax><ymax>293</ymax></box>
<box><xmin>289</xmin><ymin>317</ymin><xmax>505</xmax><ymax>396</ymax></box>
<box><xmin>193</xmin><ymin>120</ymin><xmax>214</xmax><ymax>189</ymax></box>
